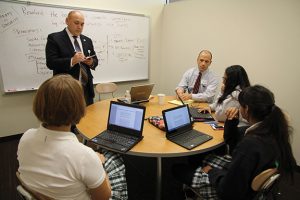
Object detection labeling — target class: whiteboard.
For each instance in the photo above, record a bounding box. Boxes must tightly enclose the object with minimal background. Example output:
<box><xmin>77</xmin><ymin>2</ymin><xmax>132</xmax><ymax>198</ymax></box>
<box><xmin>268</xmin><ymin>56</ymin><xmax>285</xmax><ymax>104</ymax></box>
<box><xmin>0</xmin><ymin>0</ymin><xmax>149</xmax><ymax>92</ymax></box>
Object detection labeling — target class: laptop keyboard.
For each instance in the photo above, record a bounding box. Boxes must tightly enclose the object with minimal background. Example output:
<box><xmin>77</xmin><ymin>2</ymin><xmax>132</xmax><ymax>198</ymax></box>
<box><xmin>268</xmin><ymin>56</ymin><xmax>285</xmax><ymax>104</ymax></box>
<box><xmin>94</xmin><ymin>138</ymin><xmax>128</xmax><ymax>152</ymax></box>
<box><xmin>189</xmin><ymin>107</ymin><xmax>213</xmax><ymax>119</ymax></box>
<box><xmin>99</xmin><ymin>131</ymin><xmax>136</xmax><ymax>147</ymax></box>
<box><xmin>189</xmin><ymin>107</ymin><xmax>201</xmax><ymax>117</ymax></box>
<box><xmin>172</xmin><ymin>131</ymin><xmax>208</xmax><ymax>144</ymax></box>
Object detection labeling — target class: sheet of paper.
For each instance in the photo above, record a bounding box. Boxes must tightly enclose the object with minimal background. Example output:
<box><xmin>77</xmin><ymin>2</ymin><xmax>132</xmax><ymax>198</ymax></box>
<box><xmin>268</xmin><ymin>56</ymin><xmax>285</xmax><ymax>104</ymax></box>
<box><xmin>168</xmin><ymin>99</ymin><xmax>194</xmax><ymax>105</ymax></box>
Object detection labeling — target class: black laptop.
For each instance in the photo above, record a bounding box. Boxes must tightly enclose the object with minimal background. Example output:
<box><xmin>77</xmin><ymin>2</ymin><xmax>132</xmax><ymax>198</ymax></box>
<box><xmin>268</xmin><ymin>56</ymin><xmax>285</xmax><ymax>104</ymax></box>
<box><xmin>118</xmin><ymin>83</ymin><xmax>154</xmax><ymax>104</ymax></box>
<box><xmin>162</xmin><ymin>105</ymin><xmax>213</xmax><ymax>150</ymax></box>
<box><xmin>176</xmin><ymin>92</ymin><xmax>214</xmax><ymax>122</ymax></box>
<box><xmin>91</xmin><ymin>101</ymin><xmax>146</xmax><ymax>153</ymax></box>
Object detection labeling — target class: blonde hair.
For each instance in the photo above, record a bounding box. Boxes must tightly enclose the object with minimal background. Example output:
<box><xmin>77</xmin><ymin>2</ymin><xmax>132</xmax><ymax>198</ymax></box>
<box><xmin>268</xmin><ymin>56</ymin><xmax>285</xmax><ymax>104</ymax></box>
<box><xmin>33</xmin><ymin>74</ymin><xmax>86</xmax><ymax>126</ymax></box>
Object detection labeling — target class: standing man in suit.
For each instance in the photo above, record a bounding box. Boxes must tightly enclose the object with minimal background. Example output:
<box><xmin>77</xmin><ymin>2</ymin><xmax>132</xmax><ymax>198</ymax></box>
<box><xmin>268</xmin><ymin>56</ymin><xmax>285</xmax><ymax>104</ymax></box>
<box><xmin>46</xmin><ymin>10</ymin><xmax>98</xmax><ymax>105</ymax></box>
<box><xmin>176</xmin><ymin>50</ymin><xmax>219</xmax><ymax>103</ymax></box>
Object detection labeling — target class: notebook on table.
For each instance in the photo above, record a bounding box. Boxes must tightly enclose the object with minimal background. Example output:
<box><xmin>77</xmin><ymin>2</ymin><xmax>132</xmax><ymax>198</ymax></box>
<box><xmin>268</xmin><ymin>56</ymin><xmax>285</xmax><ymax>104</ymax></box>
<box><xmin>162</xmin><ymin>105</ymin><xmax>213</xmax><ymax>150</ymax></box>
<box><xmin>176</xmin><ymin>92</ymin><xmax>214</xmax><ymax>122</ymax></box>
<box><xmin>117</xmin><ymin>83</ymin><xmax>155</xmax><ymax>104</ymax></box>
<box><xmin>91</xmin><ymin>101</ymin><xmax>146</xmax><ymax>153</ymax></box>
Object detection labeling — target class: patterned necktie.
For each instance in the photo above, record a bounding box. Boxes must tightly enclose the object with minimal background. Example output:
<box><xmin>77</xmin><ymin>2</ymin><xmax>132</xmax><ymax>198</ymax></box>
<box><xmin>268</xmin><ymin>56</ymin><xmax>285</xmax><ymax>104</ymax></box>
<box><xmin>192</xmin><ymin>72</ymin><xmax>202</xmax><ymax>94</ymax></box>
<box><xmin>73</xmin><ymin>36</ymin><xmax>88</xmax><ymax>85</ymax></box>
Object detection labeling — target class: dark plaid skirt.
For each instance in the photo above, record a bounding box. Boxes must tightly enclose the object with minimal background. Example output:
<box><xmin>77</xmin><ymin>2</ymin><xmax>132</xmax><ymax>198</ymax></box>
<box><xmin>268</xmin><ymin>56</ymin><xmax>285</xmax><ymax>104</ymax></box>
<box><xmin>191</xmin><ymin>154</ymin><xmax>232</xmax><ymax>200</ymax></box>
<box><xmin>102</xmin><ymin>150</ymin><xmax>128</xmax><ymax>200</ymax></box>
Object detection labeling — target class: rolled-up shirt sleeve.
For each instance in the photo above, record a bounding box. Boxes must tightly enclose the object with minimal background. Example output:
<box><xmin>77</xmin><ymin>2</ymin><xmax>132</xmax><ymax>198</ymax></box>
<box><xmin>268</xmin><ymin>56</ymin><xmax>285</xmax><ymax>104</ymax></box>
<box><xmin>176</xmin><ymin>68</ymin><xmax>195</xmax><ymax>92</ymax></box>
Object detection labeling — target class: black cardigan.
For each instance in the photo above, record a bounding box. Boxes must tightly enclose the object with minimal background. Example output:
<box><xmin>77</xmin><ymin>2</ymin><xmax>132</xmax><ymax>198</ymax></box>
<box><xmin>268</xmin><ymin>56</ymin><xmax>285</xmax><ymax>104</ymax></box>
<box><xmin>208</xmin><ymin>119</ymin><xmax>279</xmax><ymax>200</ymax></box>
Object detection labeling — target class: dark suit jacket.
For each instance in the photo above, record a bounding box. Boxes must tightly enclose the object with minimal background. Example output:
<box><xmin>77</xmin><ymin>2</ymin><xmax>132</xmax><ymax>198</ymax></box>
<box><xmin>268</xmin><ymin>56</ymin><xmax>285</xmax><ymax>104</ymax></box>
<box><xmin>45</xmin><ymin>29</ymin><xmax>98</xmax><ymax>102</ymax></box>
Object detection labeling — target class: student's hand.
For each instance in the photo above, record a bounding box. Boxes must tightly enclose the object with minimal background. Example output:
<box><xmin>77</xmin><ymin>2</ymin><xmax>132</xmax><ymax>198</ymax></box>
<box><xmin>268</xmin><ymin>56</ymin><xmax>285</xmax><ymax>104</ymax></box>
<box><xmin>198</xmin><ymin>106</ymin><xmax>211</xmax><ymax>114</ymax></box>
<box><xmin>181</xmin><ymin>93</ymin><xmax>192</xmax><ymax>101</ymax></box>
<box><xmin>225</xmin><ymin>107</ymin><xmax>239</xmax><ymax>120</ymax></box>
<box><xmin>202</xmin><ymin>165</ymin><xmax>212</xmax><ymax>173</ymax></box>
<box><xmin>96</xmin><ymin>152</ymin><xmax>106</xmax><ymax>164</ymax></box>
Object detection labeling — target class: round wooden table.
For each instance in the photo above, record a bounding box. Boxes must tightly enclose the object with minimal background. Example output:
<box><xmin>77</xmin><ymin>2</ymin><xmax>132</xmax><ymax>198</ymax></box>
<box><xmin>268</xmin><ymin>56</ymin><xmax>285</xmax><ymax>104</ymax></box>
<box><xmin>77</xmin><ymin>95</ymin><xmax>224</xmax><ymax>199</ymax></box>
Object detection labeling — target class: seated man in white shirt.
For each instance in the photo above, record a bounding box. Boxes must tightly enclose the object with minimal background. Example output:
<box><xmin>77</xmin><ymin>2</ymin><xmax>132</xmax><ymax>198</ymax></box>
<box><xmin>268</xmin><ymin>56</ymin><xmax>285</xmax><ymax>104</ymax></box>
<box><xmin>176</xmin><ymin>50</ymin><xmax>219</xmax><ymax>103</ymax></box>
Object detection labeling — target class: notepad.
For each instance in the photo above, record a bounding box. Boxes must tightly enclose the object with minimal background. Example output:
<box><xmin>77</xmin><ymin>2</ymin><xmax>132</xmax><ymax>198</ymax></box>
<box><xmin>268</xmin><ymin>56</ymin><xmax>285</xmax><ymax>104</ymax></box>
<box><xmin>168</xmin><ymin>99</ymin><xmax>194</xmax><ymax>105</ymax></box>
<box><xmin>84</xmin><ymin>54</ymin><xmax>96</xmax><ymax>59</ymax></box>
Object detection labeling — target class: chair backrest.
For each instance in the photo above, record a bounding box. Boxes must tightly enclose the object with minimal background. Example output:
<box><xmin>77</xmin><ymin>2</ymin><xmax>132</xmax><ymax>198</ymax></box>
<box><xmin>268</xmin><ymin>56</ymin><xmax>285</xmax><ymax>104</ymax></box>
<box><xmin>16</xmin><ymin>171</ymin><xmax>54</xmax><ymax>200</ymax></box>
<box><xmin>95</xmin><ymin>82</ymin><xmax>118</xmax><ymax>101</ymax></box>
<box><xmin>251</xmin><ymin>168</ymin><xmax>280</xmax><ymax>200</ymax></box>
<box><xmin>17</xmin><ymin>185</ymin><xmax>34</xmax><ymax>200</ymax></box>
<box><xmin>251</xmin><ymin>168</ymin><xmax>279</xmax><ymax>191</ymax></box>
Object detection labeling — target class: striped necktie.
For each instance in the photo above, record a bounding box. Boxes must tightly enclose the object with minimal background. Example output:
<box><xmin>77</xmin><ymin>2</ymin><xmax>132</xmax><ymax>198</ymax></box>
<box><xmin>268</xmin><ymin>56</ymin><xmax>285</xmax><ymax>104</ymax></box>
<box><xmin>192</xmin><ymin>72</ymin><xmax>202</xmax><ymax>94</ymax></box>
<box><xmin>73</xmin><ymin>36</ymin><xmax>88</xmax><ymax>85</ymax></box>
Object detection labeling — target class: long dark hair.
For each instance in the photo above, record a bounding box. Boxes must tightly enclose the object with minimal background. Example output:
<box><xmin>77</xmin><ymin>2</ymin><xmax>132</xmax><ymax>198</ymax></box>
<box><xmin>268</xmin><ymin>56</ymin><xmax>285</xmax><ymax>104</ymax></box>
<box><xmin>238</xmin><ymin>85</ymin><xmax>296</xmax><ymax>178</ymax></box>
<box><xmin>217</xmin><ymin>65</ymin><xmax>250</xmax><ymax>104</ymax></box>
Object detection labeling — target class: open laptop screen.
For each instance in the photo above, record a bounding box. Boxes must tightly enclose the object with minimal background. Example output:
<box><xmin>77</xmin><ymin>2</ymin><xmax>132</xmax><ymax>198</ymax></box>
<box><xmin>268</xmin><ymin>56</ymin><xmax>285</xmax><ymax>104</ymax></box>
<box><xmin>108</xmin><ymin>102</ymin><xmax>144</xmax><ymax>132</ymax></box>
<box><xmin>130</xmin><ymin>83</ymin><xmax>154</xmax><ymax>103</ymax></box>
<box><xmin>164</xmin><ymin>105</ymin><xmax>191</xmax><ymax>132</ymax></box>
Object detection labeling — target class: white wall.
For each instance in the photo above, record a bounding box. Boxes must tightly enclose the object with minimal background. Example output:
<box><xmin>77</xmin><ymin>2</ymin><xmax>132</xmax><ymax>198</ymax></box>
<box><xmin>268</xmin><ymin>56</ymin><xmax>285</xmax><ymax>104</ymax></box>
<box><xmin>0</xmin><ymin>0</ymin><xmax>165</xmax><ymax>136</ymax></box>
<box><xmin>161</xmin><ymin>0</ymin><xmax>300</xmax><ymax>163</ymax></box>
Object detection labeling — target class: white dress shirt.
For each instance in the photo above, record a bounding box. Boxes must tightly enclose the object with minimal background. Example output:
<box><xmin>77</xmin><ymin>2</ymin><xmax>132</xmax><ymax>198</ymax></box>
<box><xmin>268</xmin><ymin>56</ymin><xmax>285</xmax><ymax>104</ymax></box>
<box><xmin>177</xmin><ymin>67</ymin><xmax>219</xmax><ymax>102</ymax></box>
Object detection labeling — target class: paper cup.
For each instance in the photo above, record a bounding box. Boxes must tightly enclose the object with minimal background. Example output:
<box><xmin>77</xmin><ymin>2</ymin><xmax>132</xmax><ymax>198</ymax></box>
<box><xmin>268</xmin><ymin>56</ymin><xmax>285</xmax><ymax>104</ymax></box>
<box><xmin>157</xmin><ymin>94</ymin><xmax>165</xmax><ymax>105</ymax></box>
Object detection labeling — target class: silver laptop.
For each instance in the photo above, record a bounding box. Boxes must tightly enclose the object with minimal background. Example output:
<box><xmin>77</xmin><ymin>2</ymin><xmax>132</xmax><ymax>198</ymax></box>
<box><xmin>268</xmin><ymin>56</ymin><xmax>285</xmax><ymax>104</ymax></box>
<box><xmin>91</xmin><ymin>101</ymin><xmax>146</xmax><ymax>152</ymax></box>
<box><xmin>118</xmin><ymin>83</ymin><xmax>155</xmax><ymax>104</ymax></box>
<box><xmin>162</xmin><ymin>105</ymin><xmax>213</xmax><ymax>150</ymax></box>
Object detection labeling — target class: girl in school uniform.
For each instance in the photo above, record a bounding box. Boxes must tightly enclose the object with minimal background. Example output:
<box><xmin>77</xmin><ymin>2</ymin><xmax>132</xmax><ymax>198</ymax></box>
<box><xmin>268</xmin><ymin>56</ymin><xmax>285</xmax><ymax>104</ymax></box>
<box><xmin>200</xmin><ymin>65</ymin><xmax>250</xmax><ymax>125</ymax></box>
<box><xmin>17</xmin><ymin>74</ymin><xmax>128</xmax><ymax>200</ymax></box>
<box><xmin>173</xmin><ymin>85</ymin><xmax>297</xmax><ymax>200</ymax></box>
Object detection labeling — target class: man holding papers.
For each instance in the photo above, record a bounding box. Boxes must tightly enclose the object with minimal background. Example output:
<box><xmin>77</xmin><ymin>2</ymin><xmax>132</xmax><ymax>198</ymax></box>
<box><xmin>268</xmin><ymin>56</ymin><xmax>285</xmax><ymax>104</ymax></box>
<box><xmin>46</xmin><ymin>10</ymin><xmax>98</xmax><ymax>105</ymax></box>
<box><xmin>176</xmin><ymin>50</ymin><xmax>219</xmax><ymax>103</ymax></box>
